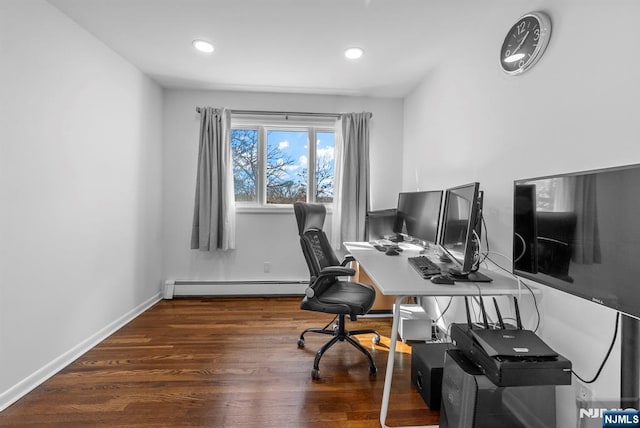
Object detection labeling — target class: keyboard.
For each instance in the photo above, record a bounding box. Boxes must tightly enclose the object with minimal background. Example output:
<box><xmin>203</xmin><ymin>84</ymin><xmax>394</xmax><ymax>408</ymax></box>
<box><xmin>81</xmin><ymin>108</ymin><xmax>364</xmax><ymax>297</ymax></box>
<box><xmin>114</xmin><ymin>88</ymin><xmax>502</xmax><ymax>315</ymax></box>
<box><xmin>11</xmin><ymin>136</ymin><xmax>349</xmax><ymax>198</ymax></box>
<box><xmin>408</xmin><ymin>256</ymin><xmax>441</xmax><ymax>279</ymax></box>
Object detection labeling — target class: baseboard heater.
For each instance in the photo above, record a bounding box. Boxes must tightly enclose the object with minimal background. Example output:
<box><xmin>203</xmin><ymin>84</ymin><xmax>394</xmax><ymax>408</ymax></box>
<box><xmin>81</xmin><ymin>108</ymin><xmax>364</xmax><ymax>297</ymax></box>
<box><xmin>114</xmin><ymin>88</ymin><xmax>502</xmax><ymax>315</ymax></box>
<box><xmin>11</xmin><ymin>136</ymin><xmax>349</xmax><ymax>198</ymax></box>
<box><xmin>164</xmin><ymin>279</ymin><xmax>308</xmax><ymax>299</ymax></box>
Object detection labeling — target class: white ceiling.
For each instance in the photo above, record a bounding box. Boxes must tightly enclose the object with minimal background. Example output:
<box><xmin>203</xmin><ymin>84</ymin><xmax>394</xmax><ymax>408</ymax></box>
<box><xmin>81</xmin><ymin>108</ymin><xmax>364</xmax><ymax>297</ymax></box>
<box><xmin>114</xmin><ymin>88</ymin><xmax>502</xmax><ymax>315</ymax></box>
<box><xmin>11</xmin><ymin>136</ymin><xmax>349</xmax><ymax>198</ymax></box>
<box><xmin>47</xmin><ymin>0</ymin><xmax>492</xmax><ymax>98</ymax></box>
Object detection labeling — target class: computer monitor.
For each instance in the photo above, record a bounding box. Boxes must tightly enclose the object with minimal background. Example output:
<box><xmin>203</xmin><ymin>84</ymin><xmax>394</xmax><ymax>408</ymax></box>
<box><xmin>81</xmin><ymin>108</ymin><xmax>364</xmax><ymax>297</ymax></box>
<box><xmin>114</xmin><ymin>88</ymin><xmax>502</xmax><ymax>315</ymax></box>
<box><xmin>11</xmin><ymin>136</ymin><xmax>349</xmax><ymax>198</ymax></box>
<box><xmin>513</xmin><ymin>163</ymin><xmax>640</xmax><ymax>320</ymax></box>
<box><xmin>393</xmin><ymin>190</ymin><xmax>443</xmax><ymax>245</ymax></box>
<box><xmin>439</xmin><ymin>183</ymin><xmax>486</xmax><ymax>279</ymax></box>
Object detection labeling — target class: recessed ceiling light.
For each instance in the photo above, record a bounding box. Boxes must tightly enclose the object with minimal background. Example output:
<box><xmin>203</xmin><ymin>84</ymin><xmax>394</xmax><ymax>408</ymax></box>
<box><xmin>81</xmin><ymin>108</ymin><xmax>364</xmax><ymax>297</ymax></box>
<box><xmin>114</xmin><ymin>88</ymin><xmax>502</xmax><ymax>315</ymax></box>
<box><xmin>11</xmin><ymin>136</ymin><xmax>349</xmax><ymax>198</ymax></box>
<box><xmin>344</xmin><ymin>47</ymin><xmax>364</xmax><ymax>60</ymax></box>
<box><xmin>193</xmin><ymin>39</ymin><xmax>215</xmax><ymax>53</ymax></box>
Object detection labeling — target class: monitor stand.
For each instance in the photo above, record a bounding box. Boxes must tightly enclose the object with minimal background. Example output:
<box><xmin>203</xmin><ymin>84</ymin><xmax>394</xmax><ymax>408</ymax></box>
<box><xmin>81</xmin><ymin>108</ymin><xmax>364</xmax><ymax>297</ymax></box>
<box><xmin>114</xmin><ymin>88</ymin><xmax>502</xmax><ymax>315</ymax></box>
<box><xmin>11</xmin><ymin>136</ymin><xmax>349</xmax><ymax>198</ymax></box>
<box><xmin>621</xmin><ymin>314</ymin><xmax>639</xmax><ymax>409</ymax></box>
<box><xmin>448</xmin><ymin>269</ymin><xmax>493</xmax><ymax>283</ymax></box>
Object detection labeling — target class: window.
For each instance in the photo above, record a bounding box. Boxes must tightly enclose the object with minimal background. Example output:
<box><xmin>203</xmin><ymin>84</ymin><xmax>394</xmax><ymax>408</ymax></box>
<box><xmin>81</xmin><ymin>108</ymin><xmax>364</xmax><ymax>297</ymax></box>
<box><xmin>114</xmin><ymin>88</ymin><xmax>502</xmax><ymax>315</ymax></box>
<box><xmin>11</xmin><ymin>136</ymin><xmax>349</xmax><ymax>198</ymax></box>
<box><xmin>231</xmin><ymin>129</ymin><xmax>259</xmax><ymax>202</ymax></box>
<box><xmin>231</xmin><ymin>119</ymin><xmax>335</xmax><ymax>206</ymax></box>
<box><xmin>534</xmin><ymin>177</ymin><xmax>570</xmax><ymax>212</ymax></box>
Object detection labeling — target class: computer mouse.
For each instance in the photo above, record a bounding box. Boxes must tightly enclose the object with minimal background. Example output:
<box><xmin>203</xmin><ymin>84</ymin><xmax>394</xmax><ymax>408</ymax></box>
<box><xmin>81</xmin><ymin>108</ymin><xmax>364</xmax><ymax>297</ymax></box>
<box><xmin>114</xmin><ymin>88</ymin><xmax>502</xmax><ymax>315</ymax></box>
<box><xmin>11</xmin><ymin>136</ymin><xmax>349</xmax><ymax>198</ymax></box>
<box><xmin>431</xmin><ymin>274</ymin><xmax>455</xmax><ymax>285</ymax></box>
<box><xmin>385</xmin><ymin>248</ymin><xmax>400</xmax><ymax>256</ymax></box>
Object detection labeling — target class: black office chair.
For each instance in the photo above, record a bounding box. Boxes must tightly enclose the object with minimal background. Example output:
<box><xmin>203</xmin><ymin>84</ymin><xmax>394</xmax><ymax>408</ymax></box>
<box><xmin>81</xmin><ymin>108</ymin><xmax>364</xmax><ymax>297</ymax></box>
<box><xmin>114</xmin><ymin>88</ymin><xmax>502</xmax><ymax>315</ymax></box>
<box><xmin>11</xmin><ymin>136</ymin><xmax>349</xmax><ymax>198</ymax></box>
<box><xmin>293</xmin><ymin>202</ymin><xmax>380</xmax><ymax>380</ymax></box>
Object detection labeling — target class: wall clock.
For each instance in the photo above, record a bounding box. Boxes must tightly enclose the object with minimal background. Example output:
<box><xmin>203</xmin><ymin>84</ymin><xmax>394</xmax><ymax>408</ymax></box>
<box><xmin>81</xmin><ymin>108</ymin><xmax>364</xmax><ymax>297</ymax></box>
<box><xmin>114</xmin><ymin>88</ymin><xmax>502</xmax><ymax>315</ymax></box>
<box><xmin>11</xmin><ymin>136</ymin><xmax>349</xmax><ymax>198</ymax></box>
<box><xmin>500</xmin><ymin>12</ymin><xmax>551</xmax><ymax>75</ymax></box>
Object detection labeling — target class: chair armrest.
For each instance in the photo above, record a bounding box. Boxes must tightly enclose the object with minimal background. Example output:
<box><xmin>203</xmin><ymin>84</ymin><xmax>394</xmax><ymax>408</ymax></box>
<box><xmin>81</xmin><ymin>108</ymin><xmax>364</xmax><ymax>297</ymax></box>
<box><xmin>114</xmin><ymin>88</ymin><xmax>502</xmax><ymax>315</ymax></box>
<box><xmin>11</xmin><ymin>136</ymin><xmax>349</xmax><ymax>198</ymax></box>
<box><xmin>305</xmin><ymin>266</ymin><xmax>356</xmax><ymax>299</ymax></box>
<box><xmin>318</xmin><ymin>266</ymin><xmax>356</xmax><ymax>278</ymax></box>
<box><xmin>341</xmin><ymin>255</ymin><xmax>355</xmax><ymax>266</ymax></box>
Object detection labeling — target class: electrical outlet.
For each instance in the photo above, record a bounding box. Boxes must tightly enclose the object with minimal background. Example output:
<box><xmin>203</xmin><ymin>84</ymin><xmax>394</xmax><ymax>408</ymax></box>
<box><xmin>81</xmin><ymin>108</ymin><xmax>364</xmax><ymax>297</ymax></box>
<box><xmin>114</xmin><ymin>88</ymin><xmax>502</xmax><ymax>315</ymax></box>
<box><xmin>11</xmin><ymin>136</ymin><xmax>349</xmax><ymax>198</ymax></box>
<box><xmin>576</xmin><ymin>381</ymin><xmax>592</xmax><ymax>404</ymax></box>
<box><xmin>263</xmin><ymin>262</ymin><xmax>271</xmax><ymax>273</ymax></box>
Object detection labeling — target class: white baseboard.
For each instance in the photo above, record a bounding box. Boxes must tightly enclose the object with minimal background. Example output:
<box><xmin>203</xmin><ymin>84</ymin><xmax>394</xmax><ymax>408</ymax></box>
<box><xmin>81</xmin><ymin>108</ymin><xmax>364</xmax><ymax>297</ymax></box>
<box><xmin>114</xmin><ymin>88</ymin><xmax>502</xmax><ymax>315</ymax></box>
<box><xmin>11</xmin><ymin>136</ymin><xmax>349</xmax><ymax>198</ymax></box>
<box><xmin>165</xmin><ymin>280</ymin><xmax>307</xmax><ymax>298</ymax></box>
<box><xmin>0</xmin><ymin>292</ymin><xmax>162</xmax><ymax>412</ymax></box>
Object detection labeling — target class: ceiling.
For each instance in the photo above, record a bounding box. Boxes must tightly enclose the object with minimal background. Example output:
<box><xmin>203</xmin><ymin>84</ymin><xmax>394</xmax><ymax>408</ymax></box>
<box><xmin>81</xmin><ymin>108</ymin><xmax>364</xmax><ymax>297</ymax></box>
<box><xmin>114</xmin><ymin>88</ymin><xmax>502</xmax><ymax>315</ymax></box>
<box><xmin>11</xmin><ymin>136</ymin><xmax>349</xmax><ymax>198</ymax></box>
<box><xmin>47</xmin><ymin>0</ymin><xmax>490</xmax><ymax>98</ymax></box>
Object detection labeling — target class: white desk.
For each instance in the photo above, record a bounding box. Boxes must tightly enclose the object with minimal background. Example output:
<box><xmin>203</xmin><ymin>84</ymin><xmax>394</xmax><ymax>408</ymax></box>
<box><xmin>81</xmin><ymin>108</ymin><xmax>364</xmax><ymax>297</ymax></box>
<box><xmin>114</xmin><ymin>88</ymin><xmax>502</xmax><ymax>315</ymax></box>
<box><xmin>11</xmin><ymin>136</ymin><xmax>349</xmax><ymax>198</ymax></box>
<box><xmin>344</xmin><ymin>242</ymin><xmax>529</xmax><ymax>428</ymax></box>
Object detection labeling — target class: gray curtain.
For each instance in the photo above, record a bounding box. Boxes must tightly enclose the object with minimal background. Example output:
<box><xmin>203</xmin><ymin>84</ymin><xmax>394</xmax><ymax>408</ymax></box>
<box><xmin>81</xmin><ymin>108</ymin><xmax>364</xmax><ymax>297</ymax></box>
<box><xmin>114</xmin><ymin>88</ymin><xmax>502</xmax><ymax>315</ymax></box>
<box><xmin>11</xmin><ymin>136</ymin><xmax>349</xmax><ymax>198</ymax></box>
<box><xmin>333</xmin><ymin>112</ymin><xmax>371</xmax><ymax>245</ymax></box>
<box><xmin>190</xmin><ymin>107</ymin><xmax>236</xmax><ymax>251</ymax></box>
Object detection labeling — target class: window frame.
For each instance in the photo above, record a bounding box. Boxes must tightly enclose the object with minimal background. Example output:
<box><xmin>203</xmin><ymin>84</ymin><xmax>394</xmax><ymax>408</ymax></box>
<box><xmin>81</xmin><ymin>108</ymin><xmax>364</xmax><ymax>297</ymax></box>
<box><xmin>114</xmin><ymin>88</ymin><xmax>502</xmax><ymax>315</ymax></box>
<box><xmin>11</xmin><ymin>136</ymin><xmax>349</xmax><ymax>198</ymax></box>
<box><xmin>230</xmin><ymin>116</ymin><xmax>337</xmax><ymax>211</ymax></box>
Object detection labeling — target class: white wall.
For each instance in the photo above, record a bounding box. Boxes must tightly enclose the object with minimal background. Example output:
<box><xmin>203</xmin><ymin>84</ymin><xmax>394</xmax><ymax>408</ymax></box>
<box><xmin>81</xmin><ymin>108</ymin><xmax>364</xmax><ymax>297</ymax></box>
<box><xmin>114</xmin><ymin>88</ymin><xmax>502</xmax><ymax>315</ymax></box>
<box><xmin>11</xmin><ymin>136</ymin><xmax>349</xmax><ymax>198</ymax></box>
<box><xmin>162</xmin><ymin>89</ymin><xmax>403</xmax><ymax>283</ymax></box>
<box><xmin>0</xmin><ymin>0</ymin><xmax>164</xmax><ymax>409</ymax></box>
<box><xmin>404</xmin><ymin>1</ymin><xmax>640</xmax><ymax>426</ymax></box>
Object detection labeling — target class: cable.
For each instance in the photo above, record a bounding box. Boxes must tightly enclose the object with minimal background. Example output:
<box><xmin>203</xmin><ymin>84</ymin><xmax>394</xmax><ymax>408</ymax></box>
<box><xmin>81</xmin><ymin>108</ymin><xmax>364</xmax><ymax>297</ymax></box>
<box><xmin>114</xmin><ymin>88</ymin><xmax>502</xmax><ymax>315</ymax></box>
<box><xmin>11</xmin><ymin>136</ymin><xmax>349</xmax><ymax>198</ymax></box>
<box><xmin>444</xmin><ymin>322</ymin><xmax>454</xmax><ymax>342</ymax></box>
<box><xmin>516</xmin><ymin>278</ymin><xmax>541</xmax><ymax>333</ymax></box>
<box><xmin>572</xmin><ymin>312</ymin><xmax>620</xmax><ymax>384</ymax></box>
<box><xmin>473</xmin><ymin>225</ymin><xmax>619</xmax><ymax>385</ymax></box>
<box><xmin>470</xmin><ymin>297</ymin><xmax>478</xmax><ymax>323</ymax></box>
<box><xmin>433</xmin><ymin>296</ymin><xmax>454</xmax><ymax>324</ymax></box>
<box><xmin>481</xmin><ymin>215</ymin><xmax>490</xmax><ymax>254</ymax></box>
<box><xmin>473</xmin><ymin>282</ymin><xmax>483</xmax><ymax>300</ymax></box>
<box><xmin>470</xmin><ymin>230</ymin><xmax>482</xmax><ymax>272</ymax></box>
<box><xmin>470</xmin><ymin>282</ymin><xmax>492</xmax><ymax>326</ymax></box>
<box><xmin>473</xmin><ymin>215</ymin><xmax>540</xmax><ymax>333</ymax></box>
<box><xmin>473</xmin><ymin>295</ymin><xmax>495</xmax><ymax>327</ymax></box>
<box><xmin>484</xmin><ymin>255</ymin><xmax>541</xmax><ymax>332</ymax></box>
<box><xmin>513</xmin><ymin>233</ymin><xmax>527</xmax><ymax>263</ymax></box>
<box><xmin>471</xmin><ymin>213</ymin><xmax>490</xmax><ymax>272</ymax></box>
<box><xmin>485</xmin><ymin>250</ymin><xmax>515</xmax><ymax>264</ymax></box>
<box><xmin>430</xmin><ymin>297</ymin><xmax>454</xmax><ymax>341</ymax></box>
<box><xmin>477</xmin><ymin>216</ymin><xmax>491</xmax><ymax>267</ymax></box>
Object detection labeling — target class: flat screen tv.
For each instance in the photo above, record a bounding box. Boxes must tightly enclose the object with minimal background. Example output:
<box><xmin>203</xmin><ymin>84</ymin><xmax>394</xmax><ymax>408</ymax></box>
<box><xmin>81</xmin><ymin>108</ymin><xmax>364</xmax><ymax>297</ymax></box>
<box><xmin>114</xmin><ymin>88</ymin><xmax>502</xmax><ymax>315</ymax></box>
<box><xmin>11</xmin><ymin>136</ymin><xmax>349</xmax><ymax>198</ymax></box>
<box><xmin>393</xmin><ymin>190</ymin><xmax>443</xmax><ymax>245</ymax></box>
<box><xmin>513</xmin><ymin>164</ymin><xmax>640</xmax><ymax>320</ymax></box>
<box><xmin>439</xmin><ymin>183</ymin><xmax>486</xmax><ymax>279</ymax></box>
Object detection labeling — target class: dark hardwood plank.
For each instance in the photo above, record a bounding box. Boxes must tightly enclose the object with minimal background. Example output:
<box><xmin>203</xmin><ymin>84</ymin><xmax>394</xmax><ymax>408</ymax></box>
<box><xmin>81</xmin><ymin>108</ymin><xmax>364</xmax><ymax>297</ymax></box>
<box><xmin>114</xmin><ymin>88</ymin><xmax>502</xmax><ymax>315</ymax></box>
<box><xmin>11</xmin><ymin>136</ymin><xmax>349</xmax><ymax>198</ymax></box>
<box><xmin>0</xmin><ymin>297</ymin><xmax>438</xmax><ymax>427</ymax></box>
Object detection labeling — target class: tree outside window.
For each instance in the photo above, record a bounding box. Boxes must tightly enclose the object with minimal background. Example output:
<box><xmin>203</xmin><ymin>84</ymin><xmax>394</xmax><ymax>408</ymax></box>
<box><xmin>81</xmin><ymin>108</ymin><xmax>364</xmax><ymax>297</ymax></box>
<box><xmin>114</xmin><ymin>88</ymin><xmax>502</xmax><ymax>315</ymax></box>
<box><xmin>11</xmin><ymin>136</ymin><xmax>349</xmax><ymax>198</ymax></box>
<box><xmin>266</xmin><ymin>130</ymin><xmax>307</xmax><ymax>204</ymax></box>
<box><xmin>315</xmin><ymin>131</ymin><xmax>335</xmax><ymax>203</ymax></box>
<box><xmin>231</xmin><ymin>129</ymin><xmax>258</xmax><ymax>202</ymax></box>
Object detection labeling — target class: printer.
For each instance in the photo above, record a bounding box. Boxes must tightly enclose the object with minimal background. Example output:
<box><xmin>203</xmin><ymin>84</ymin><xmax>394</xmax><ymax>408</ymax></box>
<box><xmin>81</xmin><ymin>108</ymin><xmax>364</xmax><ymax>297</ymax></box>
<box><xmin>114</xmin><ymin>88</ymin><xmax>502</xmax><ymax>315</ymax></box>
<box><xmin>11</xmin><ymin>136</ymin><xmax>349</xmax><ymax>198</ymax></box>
<box><xmin>450</xmin><ymin>296</ymin><xmax>572</xmax><ymax>387</ymax></box>
<box><xmin>440</xmin><ymin>297</ymin><xmax>572</xmax><ymax>428</ymax></box>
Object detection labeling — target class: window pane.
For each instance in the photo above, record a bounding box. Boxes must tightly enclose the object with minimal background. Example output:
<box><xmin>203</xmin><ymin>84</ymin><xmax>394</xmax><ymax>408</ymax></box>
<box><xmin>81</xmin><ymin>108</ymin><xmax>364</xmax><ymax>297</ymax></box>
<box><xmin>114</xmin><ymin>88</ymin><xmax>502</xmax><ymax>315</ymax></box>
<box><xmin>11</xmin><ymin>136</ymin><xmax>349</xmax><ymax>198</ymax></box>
<box><xmin>266</xmin><ymin>130</ymin><xmax>308</xmax><ymax>204</ymax></box>
<box><xmin>231</xmin><ymin>128</ymin><xmax>258</xmax><ymax>202</ymax></box>
<box><xmin>316</xmin><ymin>131</ymin><xmax>335</xmax><ymax>203</ymax></box>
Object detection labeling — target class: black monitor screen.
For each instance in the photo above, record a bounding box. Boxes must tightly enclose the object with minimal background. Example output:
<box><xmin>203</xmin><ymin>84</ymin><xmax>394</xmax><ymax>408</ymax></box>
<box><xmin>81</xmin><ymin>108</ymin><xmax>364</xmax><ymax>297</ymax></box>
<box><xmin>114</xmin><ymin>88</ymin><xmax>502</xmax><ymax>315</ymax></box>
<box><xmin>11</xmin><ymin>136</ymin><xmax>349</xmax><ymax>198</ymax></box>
<box><xmin>513</xmin><ymin>164</ymin><xmax>640</xmax><ymax>320</ymax></box>
<box><xmin>439</xmin><ymin>183</ymin><xmax>481</xmax><ymax>274</ymax></box>
<box><xmin>393</xmin><ymin>191</ymin><xmax>443</xmax><ymax>244</ymax></box>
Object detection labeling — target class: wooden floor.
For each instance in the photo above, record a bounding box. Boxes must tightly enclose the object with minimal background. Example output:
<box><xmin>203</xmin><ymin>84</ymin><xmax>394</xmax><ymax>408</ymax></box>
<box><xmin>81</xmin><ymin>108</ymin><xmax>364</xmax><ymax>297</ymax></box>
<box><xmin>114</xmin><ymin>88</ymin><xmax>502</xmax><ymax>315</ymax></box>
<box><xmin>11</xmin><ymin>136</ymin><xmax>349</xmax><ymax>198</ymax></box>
<box><xmin>0</xmin><ymin>297</ymin><xmax>438</xmax><ymax>427</ymax></box>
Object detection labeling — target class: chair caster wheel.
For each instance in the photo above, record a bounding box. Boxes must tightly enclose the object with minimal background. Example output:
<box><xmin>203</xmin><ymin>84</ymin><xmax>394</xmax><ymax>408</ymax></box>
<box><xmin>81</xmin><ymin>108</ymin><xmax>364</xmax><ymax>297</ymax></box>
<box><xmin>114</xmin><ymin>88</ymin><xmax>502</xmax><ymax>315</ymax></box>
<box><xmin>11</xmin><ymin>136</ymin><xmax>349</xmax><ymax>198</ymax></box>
<box><xmin>372</xmin><ymin>335</ymin><xmax>380</xmax><ymax>344</ymax></box>
<box><xmin>297</xmin><ymin>338</ymin><xmax>305</xmax><ymax>348</ymax></box>
<box><xmin>369</xmin><ymin>366</ymin><xmax>377</xmax><ymax>378</ymax></box>
<box><xmin>312</xmin><ymin>369</ymin><xmax>320</xmax><ymax>380</ymax></box>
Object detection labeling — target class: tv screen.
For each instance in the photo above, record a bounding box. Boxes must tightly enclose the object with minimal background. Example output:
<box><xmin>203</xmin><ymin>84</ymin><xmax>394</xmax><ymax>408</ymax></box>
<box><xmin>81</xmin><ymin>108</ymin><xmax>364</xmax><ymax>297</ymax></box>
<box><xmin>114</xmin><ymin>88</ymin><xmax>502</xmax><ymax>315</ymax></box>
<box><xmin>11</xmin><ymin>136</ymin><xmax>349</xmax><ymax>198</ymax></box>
<box><xmin>394</xmin><ymin>190</ymin><xmax>443</xmax><ymax>244</ymax></box>
<box><xmin>513</xmin><ymin>164</ymin><xmax>640</xmax><ymax>320</ymax></box>
<box><xmin>439</xmin><ymin>183</ymin><xmax>482</xmax><ymax>275</ymax></box>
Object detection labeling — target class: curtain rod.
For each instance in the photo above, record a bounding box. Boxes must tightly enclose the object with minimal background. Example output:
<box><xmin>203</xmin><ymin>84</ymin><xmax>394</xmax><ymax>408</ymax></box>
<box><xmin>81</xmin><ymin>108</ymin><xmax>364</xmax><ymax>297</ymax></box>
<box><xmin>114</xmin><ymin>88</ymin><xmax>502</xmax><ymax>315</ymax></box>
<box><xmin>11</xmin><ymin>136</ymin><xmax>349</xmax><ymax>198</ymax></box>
<box><xmin>195</xmin><ymin>108</ymin><xmax>371</xmax><ymax>119</ymax></box>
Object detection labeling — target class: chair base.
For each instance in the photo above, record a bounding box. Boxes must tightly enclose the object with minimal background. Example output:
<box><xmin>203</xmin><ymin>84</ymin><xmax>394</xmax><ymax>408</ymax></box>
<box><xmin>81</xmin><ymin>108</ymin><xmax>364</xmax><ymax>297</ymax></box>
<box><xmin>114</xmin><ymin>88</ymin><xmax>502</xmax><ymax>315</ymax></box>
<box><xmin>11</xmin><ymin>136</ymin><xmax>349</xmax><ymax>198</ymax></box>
<box><xmin>298</xmin><ymin>314</ymin><xmax>380</xmax><ymax>379</ymax></box>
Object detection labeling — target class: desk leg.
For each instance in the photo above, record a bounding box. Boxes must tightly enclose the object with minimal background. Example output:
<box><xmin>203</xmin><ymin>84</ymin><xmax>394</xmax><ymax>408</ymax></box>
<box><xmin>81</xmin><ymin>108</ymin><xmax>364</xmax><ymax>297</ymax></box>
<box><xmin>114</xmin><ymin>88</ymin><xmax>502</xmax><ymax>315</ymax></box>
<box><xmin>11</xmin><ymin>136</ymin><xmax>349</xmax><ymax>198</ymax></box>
<box><xmin>380</xmin><ymin>295</ymin><xmax>405</xmax><ymax>428</ymax></box>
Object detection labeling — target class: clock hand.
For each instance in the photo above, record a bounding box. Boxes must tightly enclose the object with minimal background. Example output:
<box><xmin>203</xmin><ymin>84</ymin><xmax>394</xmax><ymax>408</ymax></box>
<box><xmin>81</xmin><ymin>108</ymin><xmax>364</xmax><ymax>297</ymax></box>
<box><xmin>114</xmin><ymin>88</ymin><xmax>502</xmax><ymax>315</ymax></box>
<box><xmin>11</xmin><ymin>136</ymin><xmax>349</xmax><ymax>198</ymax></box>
<box><xmin>513</xmin><ymin>30</ymin><xmax>530</xmax><ymax>54</ymax></box>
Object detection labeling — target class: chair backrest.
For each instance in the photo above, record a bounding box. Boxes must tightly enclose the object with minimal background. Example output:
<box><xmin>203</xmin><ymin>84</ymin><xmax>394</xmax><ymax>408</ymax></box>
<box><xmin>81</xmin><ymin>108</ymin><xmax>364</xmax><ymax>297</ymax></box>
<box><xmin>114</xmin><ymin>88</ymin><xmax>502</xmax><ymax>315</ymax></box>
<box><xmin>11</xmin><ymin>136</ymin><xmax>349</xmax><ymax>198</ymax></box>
<box><xmin>294</xmin><ymin>202</ymin><xmax>341</xmax><ymax>279</ymax></box>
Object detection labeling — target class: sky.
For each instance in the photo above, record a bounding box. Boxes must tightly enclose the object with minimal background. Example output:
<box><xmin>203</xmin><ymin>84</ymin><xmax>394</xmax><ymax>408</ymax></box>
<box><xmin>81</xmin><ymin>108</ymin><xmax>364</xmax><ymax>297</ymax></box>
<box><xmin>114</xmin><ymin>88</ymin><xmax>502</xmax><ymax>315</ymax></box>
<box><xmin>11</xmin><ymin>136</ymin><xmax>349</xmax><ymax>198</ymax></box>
<box><xmin>267</xmin><ymin>130</ymin><xmax>335</xmax><ymax>186</ymax></box>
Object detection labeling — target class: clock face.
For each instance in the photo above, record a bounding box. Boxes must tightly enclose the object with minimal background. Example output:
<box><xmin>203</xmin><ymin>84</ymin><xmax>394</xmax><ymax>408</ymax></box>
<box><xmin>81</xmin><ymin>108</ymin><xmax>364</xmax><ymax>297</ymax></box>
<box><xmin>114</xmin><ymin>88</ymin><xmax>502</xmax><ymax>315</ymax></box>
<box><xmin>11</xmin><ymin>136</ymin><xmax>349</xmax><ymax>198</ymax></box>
<box><xmin>500</xmin><ymin>13</ymin><xmax>551</xmax><ymax>75</ymax></box>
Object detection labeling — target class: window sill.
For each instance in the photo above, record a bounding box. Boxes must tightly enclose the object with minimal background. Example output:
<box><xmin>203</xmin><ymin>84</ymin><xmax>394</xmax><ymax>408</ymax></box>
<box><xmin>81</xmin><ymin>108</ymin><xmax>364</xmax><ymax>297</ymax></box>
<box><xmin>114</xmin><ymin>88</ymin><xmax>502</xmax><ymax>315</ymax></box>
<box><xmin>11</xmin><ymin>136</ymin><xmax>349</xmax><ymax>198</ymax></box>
<box><xmin>235</xmin><ymin>204</ymin><xmax>333</xmax><ymax>214</ymax></box>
